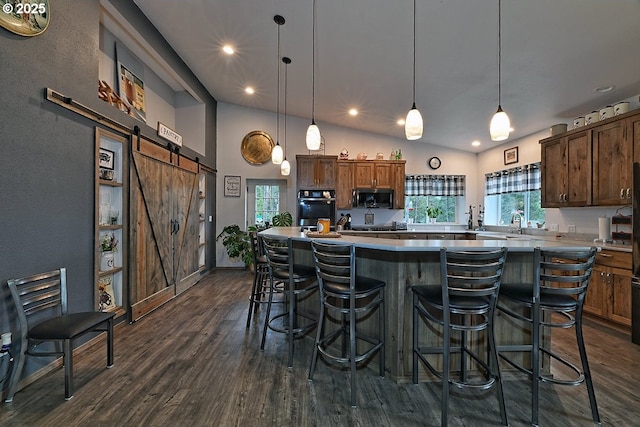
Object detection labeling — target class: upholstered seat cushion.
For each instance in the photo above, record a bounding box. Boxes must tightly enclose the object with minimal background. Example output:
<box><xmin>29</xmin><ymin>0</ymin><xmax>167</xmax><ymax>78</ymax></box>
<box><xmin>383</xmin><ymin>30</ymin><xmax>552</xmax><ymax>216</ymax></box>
<box><xmin>412</xmin><ymin>285</ymin><xmax>490</xmax><ymax>311</ymax></box>
<box><xmin>323</xmin><ymin>275</ymin><xmax>385</xmax><ymax>295</ymax></box>
<box><xmin>500</xmin><ymin>284</ymin><xmax>578</xmax><ymax>309</ymax></box>
<box><xmin>272</xmin><ymin>264</ymin><xmax>316</xmax><ymax>281</ymax></box>
<box><xmin>29</xmin><ymin>312</ymin><xmax>115</xmax><ymax>340</ymax></box>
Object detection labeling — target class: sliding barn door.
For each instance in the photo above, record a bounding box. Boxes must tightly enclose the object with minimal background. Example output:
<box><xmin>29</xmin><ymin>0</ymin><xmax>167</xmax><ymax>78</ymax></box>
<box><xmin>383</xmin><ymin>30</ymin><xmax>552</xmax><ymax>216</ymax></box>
<box><xmin>129</xmin><ymin>142</ymin><xmax>201</xmax><ymax>321</ymax></box>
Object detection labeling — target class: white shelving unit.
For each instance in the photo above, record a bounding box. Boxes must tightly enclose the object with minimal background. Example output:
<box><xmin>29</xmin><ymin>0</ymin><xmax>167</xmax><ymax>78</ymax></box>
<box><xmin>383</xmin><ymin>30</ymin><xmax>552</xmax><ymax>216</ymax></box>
<box><xmin>198</xmin><ymin>170</ymin><xmax>206</xmax><ymax>270</ymax></box>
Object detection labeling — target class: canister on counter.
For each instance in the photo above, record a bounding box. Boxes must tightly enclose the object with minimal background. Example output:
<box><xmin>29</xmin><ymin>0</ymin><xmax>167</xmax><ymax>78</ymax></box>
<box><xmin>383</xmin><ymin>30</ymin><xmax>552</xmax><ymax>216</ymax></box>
<box><xmin>317</xmin><ymin>218</ymin><xmax>330</xmax><ymax>234</ymax></box>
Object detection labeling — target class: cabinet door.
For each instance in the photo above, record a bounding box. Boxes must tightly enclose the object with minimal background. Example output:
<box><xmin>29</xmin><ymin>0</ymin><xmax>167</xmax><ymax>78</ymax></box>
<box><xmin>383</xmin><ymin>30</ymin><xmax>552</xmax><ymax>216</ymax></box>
<box><xmin>315</xmin><ymin>157</ymin><xmax>336</xmax><ymax>188</ymax></box>
<box><xmin>610</xmin><ymin>273</ymin><xmax>632</xmax><ymax>326</ymax></box>
<box><xmin>541</xmin><ymin>138</ymin><xmax>567</xmax><ymax>207</ymax></box>
<box><xmin>354</xmin><ymin>162</ymin><xmax>375</xmax><ymax>188</ymax></box>
<box><xmin>336</xmin><ymin>162</ymin><xmax>354</xmax><ymax>210</ymax></box>
<box><xmin>592</xmin><ymin>120</ymin><xmax>630</xmax><ymax>205</ymax></box>
<box><xmin>630</xmin><ymin>114</ymin><xmax>640</xmax><ymax>164</ymax></box>
<box><xmin>172</xmin><ymin>165</ymin><xmax>200</xmax><ymax>295</ymax></box>
<box><xmin>393</xmin><ymin>163</ymin><xmax>405</xmax><ymax>209</ymax></box>
<box><xmin>584</xmin><ymin>266</ymin><xmax>607</xmax><ymax>318</ymax></box>
<box><xmin>296</xmin><ymin>156</ymin><xmax>317</xmax><ymax>188</ymax></box>
<box><xmin>565</xmin><ymin>131</ymin><xmax>591</xmax><ymax>206</ymax></box>
<box><xmin>374</xmin><ymin>162</ymin><xmax>393</xmax><ymax>188</ymax></box>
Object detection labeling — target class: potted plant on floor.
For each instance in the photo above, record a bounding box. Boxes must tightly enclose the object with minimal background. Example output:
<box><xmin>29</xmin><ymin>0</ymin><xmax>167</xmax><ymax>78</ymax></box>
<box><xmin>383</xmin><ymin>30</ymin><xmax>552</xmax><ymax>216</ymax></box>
<box><xmin>216</xmin><ymin>224</ymin><xmax>252</xmax><ymax>268</ymax></box>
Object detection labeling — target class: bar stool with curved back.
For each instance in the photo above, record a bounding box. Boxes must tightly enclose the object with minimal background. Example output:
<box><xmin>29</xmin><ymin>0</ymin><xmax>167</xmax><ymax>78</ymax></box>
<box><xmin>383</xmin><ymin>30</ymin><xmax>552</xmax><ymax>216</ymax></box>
<box><xmin>5</xmin><ymin>268</ymin><xmax>114</xmax><ymax>401</ymax></box>
<box><xmin>412</xmin><ymin>247</ymin><xmax>509</xmax><ymax>427</ymax></box>
<box><xmin>497</xmin><ymin>246</ymin><xmax>599</xmax><ymax>426</ymax></box>
<box><xmin>260</xmin><ymin>235</ymin><xmax>318</xmax><ymax>368</ymax></box>
<box><xmin>246</xmin><ymin>231</ymin><xmax>270</xmax><ymax>328</ymax></box>
<box><xmin>309</xmin><ymin>241</ymin><xmax>385</xmax><ymax>408</ymax></box>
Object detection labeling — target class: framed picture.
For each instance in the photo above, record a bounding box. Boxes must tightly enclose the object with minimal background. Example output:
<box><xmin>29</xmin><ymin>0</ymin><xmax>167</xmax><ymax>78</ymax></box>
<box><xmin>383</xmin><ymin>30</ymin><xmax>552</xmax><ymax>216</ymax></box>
<box><xmin>504</xmin><ymin>147</ymin><xmax>519</xmax><ymax>165</ymax></box>
<box><xmin>99</xmin><ymin>148</ymin><xmax>115</xmax><ymax>170</ymax></box>
<box><xmin>118</xmin><ymin>63</ymin><xmax>147</xmax><ymax>123</ymax></box>
<box><xmin>224</xmin><ymin>175</ymin><xmax>241</xmax><ymax>197</ymax></box>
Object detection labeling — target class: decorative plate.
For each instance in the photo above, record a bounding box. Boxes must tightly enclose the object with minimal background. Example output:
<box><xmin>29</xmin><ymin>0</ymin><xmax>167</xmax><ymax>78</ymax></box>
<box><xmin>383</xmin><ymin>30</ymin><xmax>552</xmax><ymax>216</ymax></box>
<box><xmin>241</xmin><ymin>130</ymin><xmax>275</xmax><ymax>165</ymax></box>
<box><xmin>0</xmin><ymin>0</ymin><xmax>50</xmax><ymax>36</ymax></box>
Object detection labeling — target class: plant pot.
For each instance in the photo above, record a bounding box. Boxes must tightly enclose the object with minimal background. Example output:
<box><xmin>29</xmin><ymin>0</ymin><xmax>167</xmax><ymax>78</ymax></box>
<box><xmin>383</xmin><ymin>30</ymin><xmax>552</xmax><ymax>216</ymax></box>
<box><xmin>429</xmin><ymin>218</ymin><xmax>437</xmax><ymax>224</ymax></box>
<box><xmin>101</xmin><ymin>251</ymin><xmax>115</xmax><ymax>271</ymax></box>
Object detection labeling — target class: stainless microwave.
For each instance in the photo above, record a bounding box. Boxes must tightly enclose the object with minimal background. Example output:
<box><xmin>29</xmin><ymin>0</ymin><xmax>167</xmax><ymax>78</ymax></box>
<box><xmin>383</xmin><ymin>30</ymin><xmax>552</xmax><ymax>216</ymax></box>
<box><xmin>352</xmin><ymin>189</ymin><xmax>393</xmax><ymax>208</ymax></box>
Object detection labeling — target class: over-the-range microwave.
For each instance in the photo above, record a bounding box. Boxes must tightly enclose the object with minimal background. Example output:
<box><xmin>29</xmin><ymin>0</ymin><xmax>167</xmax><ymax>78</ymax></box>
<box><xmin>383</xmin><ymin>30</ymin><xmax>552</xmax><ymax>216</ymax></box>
<box><xmin>352</xmin><ymin>188</ymin><xmax>393</xmax><ymax>208</ymax></box>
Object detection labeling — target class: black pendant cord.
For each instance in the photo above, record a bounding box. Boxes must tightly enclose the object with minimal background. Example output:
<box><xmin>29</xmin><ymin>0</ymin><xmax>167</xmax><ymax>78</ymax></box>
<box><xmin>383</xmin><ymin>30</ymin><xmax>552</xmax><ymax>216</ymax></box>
<box><xmin>276</xmin><ymin>20</ymin><xmax>281</xmax><ymax>146</ymax></box>
<box><xmin>283</xmin><ymin>57</ymin><xmax>291</xmax><ymax>157</ymax></box>
<box><xmin>311</xmin><ymin>0</ymin><xmax>316</xmax><ymax>124</ymax></box>
<box><xmin>412</xmin><ymin>0</ymin><xmax>416</xmax><ymax>107</ymax></box>
<box><xmin>498</xmin><ymin>0</ymin><xmax>502</xmax><ymax>107</ymax></box>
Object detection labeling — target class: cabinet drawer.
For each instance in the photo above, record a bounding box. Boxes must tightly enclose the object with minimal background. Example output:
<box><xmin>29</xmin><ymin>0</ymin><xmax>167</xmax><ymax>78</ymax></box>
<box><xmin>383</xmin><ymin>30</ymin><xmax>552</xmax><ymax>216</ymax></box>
<box><xmin>595</xmin><ymin>249</ymin><xmax>631</xmax><ymax>270</ymax></box>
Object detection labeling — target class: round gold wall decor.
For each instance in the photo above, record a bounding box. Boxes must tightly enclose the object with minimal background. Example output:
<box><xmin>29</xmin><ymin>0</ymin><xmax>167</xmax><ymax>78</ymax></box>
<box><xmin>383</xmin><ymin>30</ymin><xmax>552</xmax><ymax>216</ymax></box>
<box><xmin>241</xmin><ymin>130</ymin><xmax>275</xmax><ymax>165</ymax></box>
<box><xmin>0</xmin><ymin>0</ymin><xmax>50</xmax><ymax>36</ymax></box>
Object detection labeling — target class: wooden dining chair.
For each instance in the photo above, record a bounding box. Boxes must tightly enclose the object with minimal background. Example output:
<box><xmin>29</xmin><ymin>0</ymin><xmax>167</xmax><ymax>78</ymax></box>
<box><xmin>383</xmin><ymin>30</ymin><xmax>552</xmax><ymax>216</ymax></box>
<box><xmin>5</xmin><ymin>268</ymin><xmax>114</xmax><ymax>401</ymax></box>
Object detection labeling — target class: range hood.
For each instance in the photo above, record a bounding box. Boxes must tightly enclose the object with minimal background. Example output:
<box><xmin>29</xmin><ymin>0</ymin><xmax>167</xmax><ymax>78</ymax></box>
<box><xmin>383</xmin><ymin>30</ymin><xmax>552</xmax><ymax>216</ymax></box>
<box><xmin>352</xmin><ymin>188</ymin><xmax>394</xmax><ymax>208</ymax></box>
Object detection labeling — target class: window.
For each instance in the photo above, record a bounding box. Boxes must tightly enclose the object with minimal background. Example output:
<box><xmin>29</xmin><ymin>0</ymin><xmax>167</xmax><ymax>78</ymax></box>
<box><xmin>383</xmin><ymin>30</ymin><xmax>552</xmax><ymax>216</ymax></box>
<box><xmin>404</xmin><ymin>174</ymin><xmax>465</xmax><ymax>223</ymax></box>
<box><xmin>484</xmin><ymin>162</ymin><xmax>544</xmax><ymax>226</ymax></box>
<box><xmin>246</xmin><ymin>179</ymin><xmax>287</xmax><ymax>228</ymax></box>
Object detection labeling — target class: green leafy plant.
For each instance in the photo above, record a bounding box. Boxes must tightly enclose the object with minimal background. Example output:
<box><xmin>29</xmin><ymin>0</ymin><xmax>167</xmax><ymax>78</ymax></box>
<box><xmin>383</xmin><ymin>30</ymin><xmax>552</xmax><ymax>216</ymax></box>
<box><xmin>271</xmin><ymin>211</ymin><xmax>293</xmax><ymax>227</ymax></box>
<box><xmin>100</xmin><ymin>233</ymin><xmax>119</xmax><ymax>252</ymax></box>
<box><xmin>216</xmin><ymin>225</ymin><xmax>252</xmax><ymax>267</ymax></box>
<box><xmin>426</xmin><ymin>206</ymin><xmax>442</xmax><ymax>219</ymax></box>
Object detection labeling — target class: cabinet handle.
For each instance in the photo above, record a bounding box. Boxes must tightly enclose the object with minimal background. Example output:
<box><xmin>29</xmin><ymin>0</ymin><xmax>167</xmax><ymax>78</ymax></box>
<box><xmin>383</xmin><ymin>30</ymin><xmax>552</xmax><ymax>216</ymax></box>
<box><xmin>627</xmin><ymin>188</ymin><xmax>631</xmax><ymax>199</ymax></box>
<box><xmin>558</xmin><ymin>194</ymin><xmax>563</xmax><ymax>202</ymax></box>
<box><xmin>621</xmin><ymin>188</ymin><xmax>626</xmax><ymax>199</ymax></box>
<box><xmin>599</xmin><ymin>253</ymin><xmax>613</xmax><ymax>258</ymax></box>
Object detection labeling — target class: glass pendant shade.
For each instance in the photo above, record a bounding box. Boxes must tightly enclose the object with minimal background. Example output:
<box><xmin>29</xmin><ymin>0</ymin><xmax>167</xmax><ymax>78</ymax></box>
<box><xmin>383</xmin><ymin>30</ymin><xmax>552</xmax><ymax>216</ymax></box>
<box><xmin>306</xmin><ymin>123</ymin><xmax>321</xmax><ymax>150</ymax></box>
<box><xmin>405</xmin><ymin>106</ymin><xmax>423</xmax><ymax>140</ymax></box>
<box><xmin>490</xmin><ymin>105</ymin><xmax>511</xmax><ymax>141</ymax></box>
<box><xmin>280</xmin><ymin>158</ymin><xmax>291</xmax><ymax>176</ymax></box>
<box><xmin>271</xmin><ymin>143</ymin><xmax>283</xmax><ymax>164</ymax></box>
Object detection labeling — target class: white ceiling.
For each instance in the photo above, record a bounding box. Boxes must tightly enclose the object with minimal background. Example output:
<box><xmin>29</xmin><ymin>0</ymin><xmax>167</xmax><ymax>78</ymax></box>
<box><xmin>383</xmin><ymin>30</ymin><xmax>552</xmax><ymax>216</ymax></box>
<box><xmin>132</xmin><ymin>0</ymin><xmax>640</xmax><ymax>153</ymax></box>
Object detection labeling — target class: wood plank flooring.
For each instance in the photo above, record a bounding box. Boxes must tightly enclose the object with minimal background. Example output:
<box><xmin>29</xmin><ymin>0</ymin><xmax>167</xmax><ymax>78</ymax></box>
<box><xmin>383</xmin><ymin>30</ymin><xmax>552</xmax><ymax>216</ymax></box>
<box><xmin>1</xmin><ymin>269</ymin><xmax>639</xmax><ymax>426</ymax></box>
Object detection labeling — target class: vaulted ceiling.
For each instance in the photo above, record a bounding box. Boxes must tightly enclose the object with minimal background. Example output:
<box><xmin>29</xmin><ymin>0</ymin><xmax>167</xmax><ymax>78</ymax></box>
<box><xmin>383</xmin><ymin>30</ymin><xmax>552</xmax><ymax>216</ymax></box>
<box><xmin>132</xmin><ymin>0</ymin><xmax>640</xmax><ymax>152</ymax></box>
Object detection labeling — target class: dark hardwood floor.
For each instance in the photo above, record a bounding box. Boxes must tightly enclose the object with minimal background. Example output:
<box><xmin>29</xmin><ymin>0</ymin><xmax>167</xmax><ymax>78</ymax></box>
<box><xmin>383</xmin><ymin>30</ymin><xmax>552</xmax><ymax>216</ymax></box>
<box><xmin>1</xmin><ymin>269</ymin><xmax>639</xmax><ymax>426</ymax></box>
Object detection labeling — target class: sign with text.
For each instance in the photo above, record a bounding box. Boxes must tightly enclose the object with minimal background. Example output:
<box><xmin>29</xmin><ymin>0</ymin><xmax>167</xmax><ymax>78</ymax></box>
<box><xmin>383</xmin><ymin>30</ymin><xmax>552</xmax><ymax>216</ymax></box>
<box><xmin>157</xmin><ymin>122</ymin><xmax>183</xmax><ymax>147</ymax></box>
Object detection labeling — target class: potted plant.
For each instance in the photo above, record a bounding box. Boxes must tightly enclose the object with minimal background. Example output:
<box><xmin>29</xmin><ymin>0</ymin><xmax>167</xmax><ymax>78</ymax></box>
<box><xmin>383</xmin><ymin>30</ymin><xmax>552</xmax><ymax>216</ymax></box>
<box><xmin>426</xmin><ymin>206</ymin><xmax>442</xmax><ymax>223</ymax></box>
<box><xmin>216</xmin><ymin>224</ymin><xmax>252</xmax><ymax>267</ymax></box>
<box><xmin>271</xmin><ymin>211</ymin><xmax>293</xmax><ymax>227</ymax></box>
<box><xmin>100</xmin><ymin>232</ymin><xmax>118</xmax><ymax>271</ymax></box>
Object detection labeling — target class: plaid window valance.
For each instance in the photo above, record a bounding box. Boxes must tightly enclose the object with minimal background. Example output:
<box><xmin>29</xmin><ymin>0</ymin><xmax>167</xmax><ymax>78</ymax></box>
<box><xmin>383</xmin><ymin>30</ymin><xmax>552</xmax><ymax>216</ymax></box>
<box><xmin>485</xmin><ymin>162</ymin><xmax>541</xmax><ymax>195</ymax></box>
<box><xmin>405</xmin><ymin>175</ymin><xmax>466</xmax><ymax>197</ymax></box>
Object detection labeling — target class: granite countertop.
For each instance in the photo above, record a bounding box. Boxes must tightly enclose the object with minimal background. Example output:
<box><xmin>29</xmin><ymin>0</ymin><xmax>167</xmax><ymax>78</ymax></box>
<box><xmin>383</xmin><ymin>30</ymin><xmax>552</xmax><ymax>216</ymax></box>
<box><xmin>260</xmin><ymin>227</ymin><xmax>599</xmax><ymax>253</ymax></box>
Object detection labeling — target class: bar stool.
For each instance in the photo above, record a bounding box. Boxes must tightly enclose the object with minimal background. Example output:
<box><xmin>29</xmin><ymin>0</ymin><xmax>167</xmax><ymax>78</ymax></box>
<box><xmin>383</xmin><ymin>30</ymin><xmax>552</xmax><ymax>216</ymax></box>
<box><xmin>246</xmin><ymin>231</ymin><xmax>270</xmax><ymax>328</ymax></box>
<box><xmin>412</xmin><ymin>247</ymin><xmax>509</xmax><ymax>427</ymax></box>
<box><xmin>260</xmin><ymin>235</ymin><xmax>318</xmax><ymax>368</ymax></box>
<box><xmin>497</xmin><ymin>247</ymin><xmax>599</xmax><ymax>426</ymax></box>
<box><xmin>308</xmin><ymin>241</ymin><xmax>385</xmax><ymax>408</ymax></box>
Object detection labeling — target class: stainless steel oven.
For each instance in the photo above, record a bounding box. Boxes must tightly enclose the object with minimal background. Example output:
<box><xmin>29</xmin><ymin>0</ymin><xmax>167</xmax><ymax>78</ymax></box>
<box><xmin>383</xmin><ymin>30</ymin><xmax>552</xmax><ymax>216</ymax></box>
<box><xmin>297</xmin><ymin>190</ymin><xmax>336</xmax><ymax>227</ymax></box>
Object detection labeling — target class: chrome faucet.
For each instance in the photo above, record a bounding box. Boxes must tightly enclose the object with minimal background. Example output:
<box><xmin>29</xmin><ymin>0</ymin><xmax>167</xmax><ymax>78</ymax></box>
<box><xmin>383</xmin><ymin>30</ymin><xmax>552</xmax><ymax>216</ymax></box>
<box><xmin>509</xmin><ymin>211</ymin><xmax>523</xmax><ymax>234</ymax></box>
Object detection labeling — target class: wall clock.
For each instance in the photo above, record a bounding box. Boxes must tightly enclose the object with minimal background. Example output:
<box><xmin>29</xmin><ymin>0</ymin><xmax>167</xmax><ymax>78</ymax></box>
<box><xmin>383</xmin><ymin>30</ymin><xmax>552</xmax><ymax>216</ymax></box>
<box><xmin>428</xmin><ymin>156</ymin><xmax>441</xmax><ymax>170</ymax></box>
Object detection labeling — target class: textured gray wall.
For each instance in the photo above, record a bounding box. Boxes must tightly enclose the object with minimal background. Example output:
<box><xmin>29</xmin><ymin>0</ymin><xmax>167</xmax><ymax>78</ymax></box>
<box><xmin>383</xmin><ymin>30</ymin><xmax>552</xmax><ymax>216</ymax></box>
<box><xmin>0</xmin><ymin>0</ymin><xmax>217</xmax><ymax>389</ymax></box>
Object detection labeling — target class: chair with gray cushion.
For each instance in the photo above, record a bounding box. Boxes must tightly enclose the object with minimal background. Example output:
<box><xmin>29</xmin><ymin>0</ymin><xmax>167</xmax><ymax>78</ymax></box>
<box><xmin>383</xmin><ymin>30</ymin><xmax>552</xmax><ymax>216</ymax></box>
<box><xmin>5</xmin><ymin>268</ymin><xmax>114</xmax><ymax>401</ymax></box>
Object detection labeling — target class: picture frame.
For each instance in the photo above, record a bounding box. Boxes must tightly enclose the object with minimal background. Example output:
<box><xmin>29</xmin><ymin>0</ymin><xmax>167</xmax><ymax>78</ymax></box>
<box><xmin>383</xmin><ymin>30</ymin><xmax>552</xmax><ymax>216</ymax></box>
<box><xmin>224</xmin><ymin>175</ymin><xmax>241</xmax><ymax>197</ymax></box>
<box><xmin>504</xmin><ymin>147</ymin><xmax>519</xmax><ymax>165</ymax></box>
<box><xmin>99</xmin><ymin>148</ymin><xmax>115</xmax><ymax>170</ymax></box>
<box><xmin>118</xmin><ymin>63</ymin><xmax>147</xmax><ymax>123</ymax></box>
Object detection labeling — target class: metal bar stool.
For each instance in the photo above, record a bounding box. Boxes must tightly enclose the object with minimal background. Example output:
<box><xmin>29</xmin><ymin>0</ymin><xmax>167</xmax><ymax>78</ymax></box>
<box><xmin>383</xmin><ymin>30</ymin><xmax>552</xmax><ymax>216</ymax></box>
<box><xmin>308</xmin><ymin>241</ymin><xmax>385</xmax><ymax>408</ymax></box>
<box><xmin>246</xmin><ymin>231</ymin><xmax>270</xmax><ymax>328</ymax></box>
<box><xmin>412</xmin><ymin>247</ymin><xmax>509</xmax><ymax>427</ymax></box>
<box><xmin>497</xmin><ymin>246</ymin><xmax>599</xmax><ymax>426</ymax></box>
<box><xmin>260</xmin><ymin>235</ymin><xmax>318</xmax><ymax>368</ymax></box>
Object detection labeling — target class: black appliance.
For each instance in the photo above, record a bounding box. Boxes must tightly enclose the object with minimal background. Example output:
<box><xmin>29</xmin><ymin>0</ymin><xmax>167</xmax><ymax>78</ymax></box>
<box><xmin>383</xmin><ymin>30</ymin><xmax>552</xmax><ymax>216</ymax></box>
<box><xmin>297</xmin><ymin>189</ymin><xmax>336</xmax><ymax>228</ymax></box>
<box><xmin>352</xmin><ymin>188</ymin><xmax>394</xmax><ymax>208</ymax></box>
<box><xmin>631</xmin><ymin>163</ymin><xmax>640</xmax><ymax>344</ymax></box>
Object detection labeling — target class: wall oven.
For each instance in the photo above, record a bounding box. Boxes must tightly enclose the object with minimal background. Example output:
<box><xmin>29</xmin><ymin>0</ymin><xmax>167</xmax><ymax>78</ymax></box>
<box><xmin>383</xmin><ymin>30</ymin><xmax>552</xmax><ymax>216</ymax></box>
<box><xmin>297</xmin><ymin>190</ymin><xmax>336</xmax><ymax>227</ymax></box>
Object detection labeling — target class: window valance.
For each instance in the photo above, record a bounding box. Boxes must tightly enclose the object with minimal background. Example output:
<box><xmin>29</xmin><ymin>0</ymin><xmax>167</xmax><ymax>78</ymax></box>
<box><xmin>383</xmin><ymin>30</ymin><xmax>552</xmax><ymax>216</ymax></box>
<box><xmin>405</xmin><ymin>174</ymin><xmax>466</xmax><ymax>197</ymax></box>
<box><xmin>485</xmin><ymin>162</ymin><xmax>541</xmax><ymax>195</ymax></box>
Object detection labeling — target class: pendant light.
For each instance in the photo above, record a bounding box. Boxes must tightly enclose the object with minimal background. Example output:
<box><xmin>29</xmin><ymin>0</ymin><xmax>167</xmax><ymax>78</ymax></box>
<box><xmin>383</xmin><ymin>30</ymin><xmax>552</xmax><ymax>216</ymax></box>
<box><xmin>305</xmin><ymin>0</ymin><xmax>321</xmax><ymax>150</ymax></box>
<box><xmin>490</xmin><ymin>0</ymin><xmax>511</xmax><ymax>141</ymax></box>
<box><xmin>281</xmin><ymin>56</ymin><xmax>291</xmax><ymax>176</ymax></box>
<box><xmin>271</xmin><ymin>15</ymin><xmax>285</xmax><ymax>164</ymax></box>
<box><xmin>405</xmin><ymin>0</ymin><xmax>423</xmax><ymax>141</ymax></box>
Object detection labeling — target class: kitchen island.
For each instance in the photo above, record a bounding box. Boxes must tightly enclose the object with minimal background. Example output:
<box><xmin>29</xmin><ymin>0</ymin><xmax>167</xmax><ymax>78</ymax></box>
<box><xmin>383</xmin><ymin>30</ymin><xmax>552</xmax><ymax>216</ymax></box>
<box><xmin>259</xmin><ymin>227</ymin><xmax>595</xmax><ymax>382</ymax></box>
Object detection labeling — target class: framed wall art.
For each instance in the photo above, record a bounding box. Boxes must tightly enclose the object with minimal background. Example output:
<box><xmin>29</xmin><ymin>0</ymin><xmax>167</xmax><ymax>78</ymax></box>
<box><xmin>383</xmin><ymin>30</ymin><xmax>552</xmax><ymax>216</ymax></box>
<box><xmin>224</xmin><ymin>175</ymin><xmax>241</xmax><ymax>197</ymax></box>
<box><xmin>504</xmin><ymin>147</ymin><xmax>519</xmax><ymax>165</ymax></box>
<box><xmin>99</xmin><ymin>148</ymin><xmax>115</xmax><ymax>170</ymax></box>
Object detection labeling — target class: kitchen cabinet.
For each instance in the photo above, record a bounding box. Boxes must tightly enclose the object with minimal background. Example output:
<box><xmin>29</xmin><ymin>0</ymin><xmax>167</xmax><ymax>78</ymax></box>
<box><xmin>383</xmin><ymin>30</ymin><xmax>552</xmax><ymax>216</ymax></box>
<box><xmin>540</xmin><ymin>130</ymin><xmax>591</xmax><ymax>207</ymax></box>
<box><xmin>296</xmin><ymin>155</ymin><xmax>336</xmax><ymax>189</ymax></box>
<box><xmin>354</xmin><ymin>161</ymin><xmax>393</xmax><ymax>189</ymax></box>
<box><xmin>94</xmin><ymin>128</ymin><xmax>128</xmax><ymax>316</ymax></box>
<box><xmin>336</xmin><ymin>161</ymin><xmax>354</xmax><ymax>210</ymax></box>
<box><xmin>592</xmin><ymin>120</ymin><xmax>631</xmax><ymax>205</ymax></box>
<box><xmin>392</xmin><ymin>162</ymin><xmax>405</xmax><ymax>209</ymax></box>
<box><xmin>584</xmin><ymin>249</ymin><xmax>632</xmax><ymax>327</ymax></box>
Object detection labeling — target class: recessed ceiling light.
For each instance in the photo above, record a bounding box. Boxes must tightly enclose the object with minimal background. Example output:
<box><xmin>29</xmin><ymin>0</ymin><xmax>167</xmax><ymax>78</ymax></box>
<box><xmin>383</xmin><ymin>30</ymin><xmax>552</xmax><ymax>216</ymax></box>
<box><xmin>348</xmin><ymin>108</ymin><xmax>358</xmax><ymax>116</ymax></box>
<box><xmin>245</xmin><ymin>86</ymin><xmax>255</xmax><ymax>94</ymax></box>
<box><xmin>471</xmin><ymin>140</ymin><xmax>481</xmax><ymax>147</ymax></box>
<box><xmin>595</xmin><ymin>84</ymin><xmax>615</xmax><ymax>93</ymax></box>
<box><xmin>222</xmin><ymin>45</ymin><xmax>235</xmax><ymax>55</ymax></box>
<box><xmin>397</xmin><ymin>119</ymin><xmax>406</xmax><ymax>126</ymax></box>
